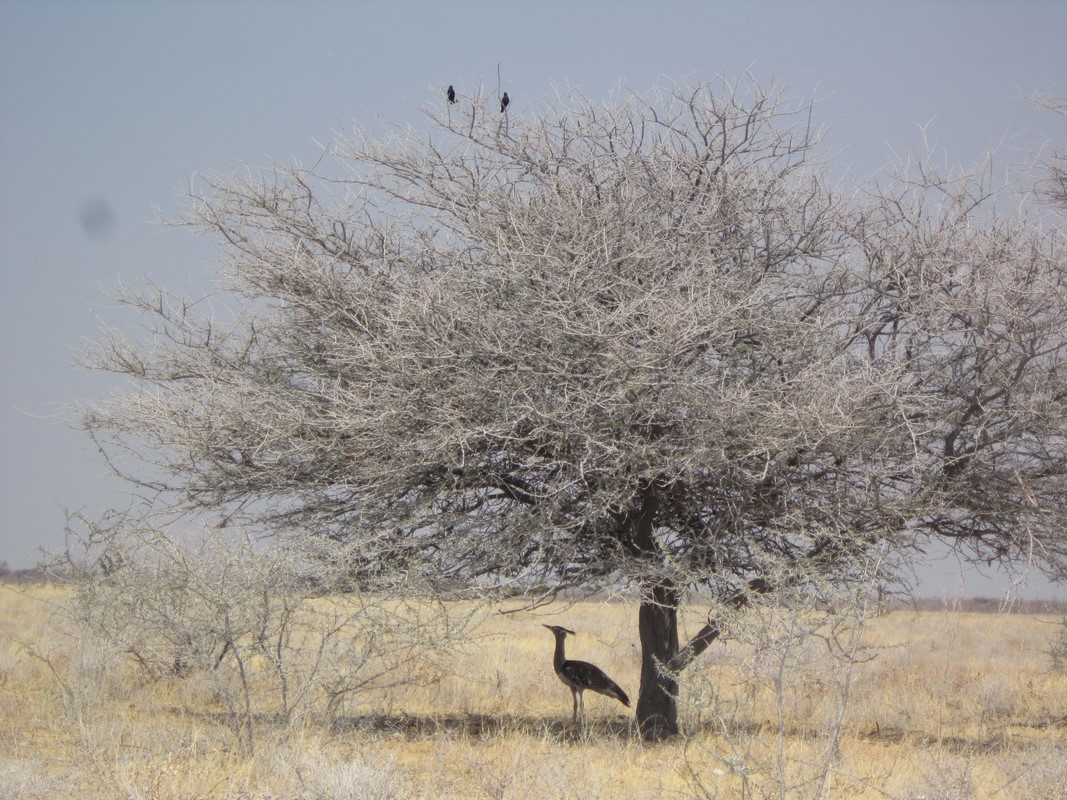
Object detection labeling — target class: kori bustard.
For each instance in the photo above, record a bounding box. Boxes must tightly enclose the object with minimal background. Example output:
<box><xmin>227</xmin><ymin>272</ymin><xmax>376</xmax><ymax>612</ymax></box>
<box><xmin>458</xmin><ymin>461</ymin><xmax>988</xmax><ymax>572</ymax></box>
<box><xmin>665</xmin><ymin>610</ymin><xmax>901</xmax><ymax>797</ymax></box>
<box><xmin>542</xmin><ymin>624</ymin><xmax>630</xmax><ymax>722</ymax></box>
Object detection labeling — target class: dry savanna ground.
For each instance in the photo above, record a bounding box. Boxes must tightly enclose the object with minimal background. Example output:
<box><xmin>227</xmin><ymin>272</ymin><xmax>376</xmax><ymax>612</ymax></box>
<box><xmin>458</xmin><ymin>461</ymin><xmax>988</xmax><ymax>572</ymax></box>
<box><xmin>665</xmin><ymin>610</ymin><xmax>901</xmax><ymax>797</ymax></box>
<box><xmin>1</xmin><ymin>583</ymin><xmax>1066</xmax><ymax>799</ymax></box>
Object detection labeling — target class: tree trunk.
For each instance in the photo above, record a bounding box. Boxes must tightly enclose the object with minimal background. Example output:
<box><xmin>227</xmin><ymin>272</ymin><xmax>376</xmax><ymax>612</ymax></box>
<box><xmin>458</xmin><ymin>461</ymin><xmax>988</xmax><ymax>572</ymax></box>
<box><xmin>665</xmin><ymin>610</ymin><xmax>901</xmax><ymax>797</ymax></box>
<box><xmin>632</xmin><ymin>576</ymin><xmax>770</xmax><ymax>740</ymax></box>
<box><xmin>636</xmin><ymin>581</ymin><xmax>681</xmax><ymax>741</ymax></box>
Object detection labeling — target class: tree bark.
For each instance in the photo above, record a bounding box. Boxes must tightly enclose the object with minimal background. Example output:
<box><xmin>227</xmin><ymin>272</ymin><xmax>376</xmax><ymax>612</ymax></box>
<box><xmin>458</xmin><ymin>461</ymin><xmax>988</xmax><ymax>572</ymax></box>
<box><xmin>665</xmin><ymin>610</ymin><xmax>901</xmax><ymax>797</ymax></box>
<box><xmin>636</xmin><ymin>580</ymin><xmax>681</xmax><ymax>741</ymax></box>
<box><xmin>634</xmin><ymin>576</ymin><xmax>771</xmax><ymax>741</ymax></box>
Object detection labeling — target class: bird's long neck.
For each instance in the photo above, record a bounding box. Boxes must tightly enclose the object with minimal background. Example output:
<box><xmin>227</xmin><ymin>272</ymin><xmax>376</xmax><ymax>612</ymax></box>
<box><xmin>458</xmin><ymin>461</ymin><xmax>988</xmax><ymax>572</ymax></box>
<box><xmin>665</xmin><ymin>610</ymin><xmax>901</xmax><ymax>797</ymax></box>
<box><xmin>552</xmin><ymin>633</ymin><xmax>567</xmax><ymax>672</ymax></box>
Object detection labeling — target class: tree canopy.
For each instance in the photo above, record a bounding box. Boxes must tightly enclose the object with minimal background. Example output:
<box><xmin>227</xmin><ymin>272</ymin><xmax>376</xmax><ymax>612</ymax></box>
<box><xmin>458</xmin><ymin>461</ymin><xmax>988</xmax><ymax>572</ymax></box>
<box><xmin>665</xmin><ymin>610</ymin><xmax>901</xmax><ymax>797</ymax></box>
<box><xmin>81</xmin><ymin>77</ymin><xmax>1067</xmax><ymax>737</ymax></box>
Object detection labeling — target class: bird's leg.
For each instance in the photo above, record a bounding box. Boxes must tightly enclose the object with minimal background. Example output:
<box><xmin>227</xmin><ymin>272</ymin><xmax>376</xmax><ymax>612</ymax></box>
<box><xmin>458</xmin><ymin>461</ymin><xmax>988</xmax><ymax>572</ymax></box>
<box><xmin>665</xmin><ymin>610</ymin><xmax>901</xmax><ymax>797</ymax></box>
<box><xmin>571</xmin><ymin>688</ymin><xmax>579</xmax><ymax>723</ymax></box>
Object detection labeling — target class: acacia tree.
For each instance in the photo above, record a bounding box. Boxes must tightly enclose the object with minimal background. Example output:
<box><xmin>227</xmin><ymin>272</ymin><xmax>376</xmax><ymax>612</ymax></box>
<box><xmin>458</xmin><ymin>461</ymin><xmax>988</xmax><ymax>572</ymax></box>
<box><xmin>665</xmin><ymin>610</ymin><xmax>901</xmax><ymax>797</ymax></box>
<box><xmin>80</xmin><ymin>77</ymin><xmax>1067</xmax><ymax>739</ymax></box>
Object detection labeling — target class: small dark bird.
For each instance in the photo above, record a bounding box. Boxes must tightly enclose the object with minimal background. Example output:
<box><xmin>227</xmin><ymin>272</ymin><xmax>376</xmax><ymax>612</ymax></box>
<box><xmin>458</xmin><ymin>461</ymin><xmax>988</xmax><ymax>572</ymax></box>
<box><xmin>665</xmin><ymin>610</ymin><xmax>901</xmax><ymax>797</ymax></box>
<box><xmin>542</xmin><ymin>624</ymin><xmax>630</xmax><ymax>723</ymax></box>
<box><xmin>447</xmin><ymin>85</ymin><xmax>456</xmax><ymax>104</ymax></box>
<box><xmin>500</xmin><ymin>92</ymin><xmax>510</xmax><ymax>113</ymax></box>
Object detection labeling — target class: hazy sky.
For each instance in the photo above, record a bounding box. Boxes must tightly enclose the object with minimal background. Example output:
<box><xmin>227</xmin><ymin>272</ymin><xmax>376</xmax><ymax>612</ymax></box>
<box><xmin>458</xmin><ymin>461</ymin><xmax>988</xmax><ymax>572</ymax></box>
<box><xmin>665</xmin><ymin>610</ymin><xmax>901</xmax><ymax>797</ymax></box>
<box><xmin>1</xmin><ymin>1</ymin><xmax>1065</xmax><ymax>598</ymax></box>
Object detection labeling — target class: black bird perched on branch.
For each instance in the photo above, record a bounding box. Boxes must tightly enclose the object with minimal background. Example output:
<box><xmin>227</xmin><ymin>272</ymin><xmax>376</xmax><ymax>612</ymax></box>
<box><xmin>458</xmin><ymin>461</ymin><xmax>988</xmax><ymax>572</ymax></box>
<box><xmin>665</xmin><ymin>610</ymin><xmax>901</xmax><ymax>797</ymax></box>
<box><xmin>447</xmin><ymin>85</ymin><xmax>456</xmax><ymax>104</ymax></box>
<box><xmin>500</xmin><ymin>92</ymin><xmax>510</xmax><ymax>112</ymax></box>
<box><xmin>542</xmin><ymin>625</ymin><xmax>630</xmax><ymax>723</ymax></box>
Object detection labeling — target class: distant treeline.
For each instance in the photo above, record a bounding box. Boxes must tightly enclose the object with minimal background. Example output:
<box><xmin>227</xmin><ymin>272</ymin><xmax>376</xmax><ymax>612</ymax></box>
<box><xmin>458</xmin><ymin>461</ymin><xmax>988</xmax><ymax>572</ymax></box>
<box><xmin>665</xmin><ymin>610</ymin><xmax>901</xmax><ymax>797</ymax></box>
<box><xmin>881</xmin><ymin>595</ymin><xmax>1067</xmax><ymax>615</ymax></box>
<box><xmin>0</xmin><ymin>563</ymin><xmax>52</xmax><ymax>584</ymax></box>
<box><xmin>2</xmin><ymin>562</ymin><xmax>1063</xmax><ymax>613</ymax></box>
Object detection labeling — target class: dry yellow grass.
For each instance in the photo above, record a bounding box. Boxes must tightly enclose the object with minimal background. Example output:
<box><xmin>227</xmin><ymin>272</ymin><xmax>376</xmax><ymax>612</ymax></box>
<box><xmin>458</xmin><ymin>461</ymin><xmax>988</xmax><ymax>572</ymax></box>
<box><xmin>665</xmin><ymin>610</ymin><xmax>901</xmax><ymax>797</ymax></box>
<box><xmin>2</xmin><ymin>583</ymin><xmax>1065</xmax><ymax>799</ymax></box>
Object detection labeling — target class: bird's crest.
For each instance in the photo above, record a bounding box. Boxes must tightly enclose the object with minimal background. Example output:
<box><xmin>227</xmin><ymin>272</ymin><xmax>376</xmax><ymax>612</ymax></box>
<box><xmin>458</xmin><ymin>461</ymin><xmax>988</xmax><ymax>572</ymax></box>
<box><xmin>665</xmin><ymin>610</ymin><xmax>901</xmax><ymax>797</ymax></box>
<box><xmin>542</xmin><ymin>624</ymin><xmax>575</xmax><ymax>636</ymax></box>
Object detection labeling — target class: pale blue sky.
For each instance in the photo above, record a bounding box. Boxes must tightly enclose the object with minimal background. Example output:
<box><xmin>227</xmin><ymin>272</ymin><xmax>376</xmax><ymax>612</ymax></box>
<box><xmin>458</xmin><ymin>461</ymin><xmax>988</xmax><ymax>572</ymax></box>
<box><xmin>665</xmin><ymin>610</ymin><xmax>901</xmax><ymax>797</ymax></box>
<box><xmin>1</xmin><ymin>1</ymin><xmax>1065</xmax><ymax>597</ymax></box>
